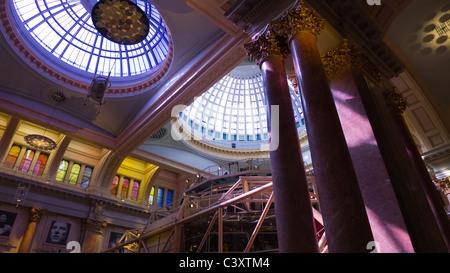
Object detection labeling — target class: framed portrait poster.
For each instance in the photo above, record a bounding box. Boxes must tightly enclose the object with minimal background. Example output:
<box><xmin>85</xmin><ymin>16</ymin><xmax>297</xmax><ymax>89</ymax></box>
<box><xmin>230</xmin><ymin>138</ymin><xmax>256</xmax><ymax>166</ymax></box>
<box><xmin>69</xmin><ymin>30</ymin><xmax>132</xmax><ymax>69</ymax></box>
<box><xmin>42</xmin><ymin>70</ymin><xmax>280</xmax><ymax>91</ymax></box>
<box><xmin>45</xmin><ymin>220</ymin><xmax>71</xmax><ymax>246</ymax></box>
<box><xmin>0</xmin><ymin>210</ymin><xmax>17</xmax><ymax>237</ymax></box>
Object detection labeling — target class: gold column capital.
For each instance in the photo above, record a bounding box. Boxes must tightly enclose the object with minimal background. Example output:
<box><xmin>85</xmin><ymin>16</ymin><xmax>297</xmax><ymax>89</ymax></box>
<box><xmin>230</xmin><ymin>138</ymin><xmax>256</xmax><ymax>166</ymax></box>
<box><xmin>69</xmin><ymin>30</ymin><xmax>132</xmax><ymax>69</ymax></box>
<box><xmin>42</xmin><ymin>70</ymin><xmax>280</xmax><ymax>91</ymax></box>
<box><xmin>321</xmin><ymin>39</ymin><xmax>382</xmax><ymax>82</ymax></box>
<box><xmin>83</xmin><ymin>218</ymin><xmax>108</xmax><ymax>234</ymax></box>
<box><xmin>29</xmin><ymin>207</ymin><xmax>46</xmax><ymax>222</ymax></box>
<box><xmin>288</xmin><ymin>75</ymin><xmax>300</xmax><ymax>95</ymax></box>
<box><xmin>243</xmin><ymin>22</ymin><xmax>290</xmax><ymax>65</ymax></box>
<box><xmin>284</xmin><ymin>0</ymin><xmax>326</xmax><ymax>39</ymax></box>
<box><xmin>244</xmin><ymin>0</ymin><xmax>326</xmax><ymax>64</ymax></box>
<box><xmin>383</xmin><ymin>87</ymin><xmax>407</xmax><ymax>114</ymax></box>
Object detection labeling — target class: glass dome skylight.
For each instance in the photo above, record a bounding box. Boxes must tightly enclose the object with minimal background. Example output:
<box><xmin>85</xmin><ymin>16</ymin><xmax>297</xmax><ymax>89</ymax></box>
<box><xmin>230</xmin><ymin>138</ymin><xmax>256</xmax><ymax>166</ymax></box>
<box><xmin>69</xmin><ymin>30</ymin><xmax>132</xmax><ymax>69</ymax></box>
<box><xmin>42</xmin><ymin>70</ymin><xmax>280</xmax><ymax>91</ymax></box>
<box><xmin>11</xmin><ymin>0</ymin><xmax>170</xmax><ymax>80</ymax></box>
<box><xmin>178</xmin><ymin>64</ymin><xmax>306</xmax><ymax>149</ymax></box>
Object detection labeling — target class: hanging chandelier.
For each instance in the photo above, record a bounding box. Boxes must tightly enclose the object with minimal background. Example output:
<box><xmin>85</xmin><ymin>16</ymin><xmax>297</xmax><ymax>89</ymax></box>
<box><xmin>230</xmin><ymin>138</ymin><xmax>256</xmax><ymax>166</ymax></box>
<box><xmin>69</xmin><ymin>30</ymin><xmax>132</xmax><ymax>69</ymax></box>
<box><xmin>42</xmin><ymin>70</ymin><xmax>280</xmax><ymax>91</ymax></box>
<box><xmin>91</xmin><ymin>0</ymin><xmax>150</xmax><ymax>45</ymax></box>
<box><xmin>24</xmin><ymin>102</ymin><xmax>59</xmax><ymax>152</ymax></box>
<box><xmin>24</xmin><ymin>134</ymin><xmax>57</xmax><ymax>151</ymax></box>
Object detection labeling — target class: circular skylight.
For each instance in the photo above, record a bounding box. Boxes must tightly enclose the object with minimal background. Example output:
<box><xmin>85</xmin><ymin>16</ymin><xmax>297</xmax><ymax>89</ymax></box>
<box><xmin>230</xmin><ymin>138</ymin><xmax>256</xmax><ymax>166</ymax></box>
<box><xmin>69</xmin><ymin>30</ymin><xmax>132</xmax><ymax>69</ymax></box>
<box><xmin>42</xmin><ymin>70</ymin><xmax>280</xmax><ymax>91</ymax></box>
<box><xmin>178</xmin><ymin>64</ymin><xmax>305</xmax><ymax>149</ymax></box>
<box><xmin>11</xmin><ymin>0</ymin><xmax>170</xmax><ymax>80</ymax></box>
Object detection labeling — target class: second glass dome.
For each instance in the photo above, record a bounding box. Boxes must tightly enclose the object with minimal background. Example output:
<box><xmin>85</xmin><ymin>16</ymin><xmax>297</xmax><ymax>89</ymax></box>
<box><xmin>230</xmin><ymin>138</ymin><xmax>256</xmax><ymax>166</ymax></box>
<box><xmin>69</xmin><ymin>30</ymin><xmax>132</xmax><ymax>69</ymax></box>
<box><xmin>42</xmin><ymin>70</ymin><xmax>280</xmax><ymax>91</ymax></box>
<box><xmin>178</xmin><ymin>63</ymin><xmax>306</xmax><ymax>149</ymax></box>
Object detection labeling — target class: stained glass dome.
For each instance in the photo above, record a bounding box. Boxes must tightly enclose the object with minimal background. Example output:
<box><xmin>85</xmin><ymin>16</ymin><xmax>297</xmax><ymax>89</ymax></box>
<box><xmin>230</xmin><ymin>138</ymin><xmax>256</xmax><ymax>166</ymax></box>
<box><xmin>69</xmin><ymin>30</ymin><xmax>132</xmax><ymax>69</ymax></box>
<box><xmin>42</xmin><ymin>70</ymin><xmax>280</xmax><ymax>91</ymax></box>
<box><xmin>178</xmin><ymin>63</ymin><xmax>306</xmax><ymax>149</ymax></box>
<box><xmin>11</xmin><ymin>0</ymin><xmax>170</xmax><ymax>81</ymax></box>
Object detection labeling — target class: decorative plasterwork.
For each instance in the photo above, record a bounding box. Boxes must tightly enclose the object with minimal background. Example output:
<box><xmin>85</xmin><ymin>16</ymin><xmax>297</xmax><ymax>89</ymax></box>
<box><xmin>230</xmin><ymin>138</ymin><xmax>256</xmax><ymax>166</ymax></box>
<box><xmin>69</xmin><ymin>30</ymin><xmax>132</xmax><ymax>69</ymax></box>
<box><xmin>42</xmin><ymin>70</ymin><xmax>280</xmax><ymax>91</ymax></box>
<box><xmin>0</xmin><ymin>0</ymin><xmax>173</xmax><ymax>95</ymax></box>
<box><xmin>391</xmin><ymin>71</ymin><xmax>450</xmax><ymax>151</ymax></box>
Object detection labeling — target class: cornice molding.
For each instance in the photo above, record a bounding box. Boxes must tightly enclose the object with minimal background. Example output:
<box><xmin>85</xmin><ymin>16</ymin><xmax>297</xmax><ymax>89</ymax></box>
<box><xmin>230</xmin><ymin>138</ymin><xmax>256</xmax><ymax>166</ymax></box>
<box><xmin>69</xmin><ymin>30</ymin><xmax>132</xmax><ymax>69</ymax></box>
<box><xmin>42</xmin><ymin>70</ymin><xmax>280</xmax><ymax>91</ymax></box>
<box><xmin>0</xmin><ymin>96</ymin><xmax>116</xmax><ymax>149</ymax></box>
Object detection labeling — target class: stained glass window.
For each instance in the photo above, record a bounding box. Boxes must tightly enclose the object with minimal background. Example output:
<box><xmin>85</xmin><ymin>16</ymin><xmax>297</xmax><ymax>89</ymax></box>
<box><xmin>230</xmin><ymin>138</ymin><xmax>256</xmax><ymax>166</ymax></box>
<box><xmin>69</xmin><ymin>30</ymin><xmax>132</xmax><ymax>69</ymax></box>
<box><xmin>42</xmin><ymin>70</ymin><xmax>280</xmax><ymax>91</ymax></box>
<box><xmin>156</xmin><ymin>187</ymin><xmax>164</xmax><ymax>207</ymax></box>
<box><xmin>166</xmin><ymin>189</ymin><xmax>173</xmax><ymax>206</ymax></box>
<box><xmin>68</xmin><ymin>163</ymin><xmax>81</xmax><ymax>185</ymax></box>
<box><xmin>121</xmin><ymin>177</ymin><xmax>130</xmax><ymax>198</ymax></box>
<box><xmin>80</xmin><ymin>167</ymin><xmax>93</xmax><ymax>188</ymax></box>
<box><xmin>19</xmin><ymin>149</ymin><xmax>35</xmax><ymax>172</ymax></box>
<box><xmin>56</xmin><ymin>160</ymin><xmax>69</xmax><ymax>181</ymax></box>
<box><xmin>11</xmin><ymin>0</ymin><xmax>170</xmax><ymax>78</ymax></box>
<box><xmin>131</xmin><ymin>180</ymin><xmax>140</xmax><ymax>201</ymax></box>
<box><xmin>149</xmin><ymin>185</ymin><xmax>155</xmax><ymax>205</ymax></box>
<box><xmin>111</xmin><ymin>175</ymin><xmax>119</xmax><ymax>195</ymax></box>
<box><xmin>33</xmin><ymin>153</ymin><xmax>48</xmax><ymax>176</ymax></box>
<box><xmin>5</xmin><ymin>145</ymin><xmax>21</xmax><ymax>168</ymax></box>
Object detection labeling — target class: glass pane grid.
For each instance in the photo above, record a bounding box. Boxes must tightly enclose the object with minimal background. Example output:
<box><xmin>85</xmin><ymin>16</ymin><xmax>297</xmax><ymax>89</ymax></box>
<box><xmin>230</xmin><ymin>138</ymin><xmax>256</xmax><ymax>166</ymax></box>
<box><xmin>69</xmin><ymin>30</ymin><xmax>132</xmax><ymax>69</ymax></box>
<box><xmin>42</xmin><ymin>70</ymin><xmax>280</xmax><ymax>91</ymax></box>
<box><xmin>12</xmin><ymin>0</ymin><xmax>170</xmax><ymax>78</ymax></box>
<box><xmin>180</xmin><ymin>69</ymin><xmax>305</xmax><ymax>147</ymax></box>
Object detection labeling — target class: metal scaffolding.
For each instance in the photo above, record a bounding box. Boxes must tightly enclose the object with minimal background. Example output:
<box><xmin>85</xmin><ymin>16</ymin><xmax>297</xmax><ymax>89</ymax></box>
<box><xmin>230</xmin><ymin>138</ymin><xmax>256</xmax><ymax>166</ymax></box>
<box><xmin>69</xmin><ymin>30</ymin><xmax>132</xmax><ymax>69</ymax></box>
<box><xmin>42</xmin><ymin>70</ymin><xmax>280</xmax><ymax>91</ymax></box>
<box><xmin>103</xmin><ymin>175</ymin><xmax>327</xmax><ymax>253</ymax></box>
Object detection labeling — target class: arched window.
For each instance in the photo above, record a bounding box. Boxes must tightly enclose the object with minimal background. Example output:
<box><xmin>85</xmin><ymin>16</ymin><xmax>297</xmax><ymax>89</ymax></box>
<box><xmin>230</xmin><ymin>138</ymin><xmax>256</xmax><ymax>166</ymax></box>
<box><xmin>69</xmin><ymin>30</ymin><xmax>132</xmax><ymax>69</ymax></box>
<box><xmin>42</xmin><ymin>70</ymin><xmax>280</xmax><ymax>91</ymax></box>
<box><xmin>149</xmin><ymin>186</ymin><xmax>155</xmax><ymax>205</ymax></box>
<box><xmin>156</xmin><ymin>188</ymin><xmax>164</xmax><ymax>207</ymax></box>
<box><xmin>166</xmin><ymin>190</ymin><xmax>173</xmax><ymax>206</ymax></box>
<box><xmin>68</xmin><ymin>163</ymin><xmax>81</xmax><ymax>185</ymax></box>
<box><xmin>131</xmin><ymin>180</ymin><xmax>140</xmax><ymax>201</ymax></box>
<box><xmin>4</xmin><ymin>145</ymin><xmax>20</xmax><ymax>168</ymax></box>
<box><xmin>110</xmin><ymin>176</ymin><xmax>119</xmax><ymax>196</ymax></box>
<box><xmin>56</xmin><ymin>160</ymin><xmax>69</xmax><ymax>181</ymax></box>
<box><xmin>19</xmin><ymin>149</ymin><xmax>34</xmax><ymax>172</ymax></box>
<box><xmin>121</xmin><ymin>178</ymin><xmax>130</xmax><ymax>198</ymax></box>
<box><xmin>33</xmin><ymin>153</ymin><xmax>48</xmax><ymax>176</ymax></box>
<box><xmin>80</xmin><ymin>167</ymin><xmax>93</xmax><ymax>188</ymax></box>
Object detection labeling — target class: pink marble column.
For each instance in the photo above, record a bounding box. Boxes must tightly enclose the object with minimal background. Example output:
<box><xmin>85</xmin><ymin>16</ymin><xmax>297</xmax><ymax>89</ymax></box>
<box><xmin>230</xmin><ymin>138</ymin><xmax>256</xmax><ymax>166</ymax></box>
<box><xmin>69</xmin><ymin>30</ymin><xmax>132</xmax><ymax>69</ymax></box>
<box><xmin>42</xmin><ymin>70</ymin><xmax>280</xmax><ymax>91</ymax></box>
<box><xmin>289</xmin><ymin>30</ymin><xmax>374</xmax><ymax>252</ymax></box>
<box><xmin>384</xmin><ymin>87</ymin><xmax>450</xmax><ymax>252</ymax></box>
<box><xmin>260</xmin><ymin>54</ymin><xmax>319</xmax><ymax>253</ymax></box>
<box><xmin>329</xmin><ymin>68</ymin><xmax>414</xmax><ymax>252</ymax></box>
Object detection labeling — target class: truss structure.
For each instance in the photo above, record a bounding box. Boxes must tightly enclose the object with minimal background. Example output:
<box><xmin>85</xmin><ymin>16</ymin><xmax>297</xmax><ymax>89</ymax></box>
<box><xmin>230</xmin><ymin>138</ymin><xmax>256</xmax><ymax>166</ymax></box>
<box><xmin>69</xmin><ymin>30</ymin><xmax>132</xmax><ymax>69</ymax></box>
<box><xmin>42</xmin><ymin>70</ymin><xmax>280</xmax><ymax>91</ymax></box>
<box><xmin>103</xmin><ymin>175</ymin><xmax>327</xmax><ymax>253</ymax></box>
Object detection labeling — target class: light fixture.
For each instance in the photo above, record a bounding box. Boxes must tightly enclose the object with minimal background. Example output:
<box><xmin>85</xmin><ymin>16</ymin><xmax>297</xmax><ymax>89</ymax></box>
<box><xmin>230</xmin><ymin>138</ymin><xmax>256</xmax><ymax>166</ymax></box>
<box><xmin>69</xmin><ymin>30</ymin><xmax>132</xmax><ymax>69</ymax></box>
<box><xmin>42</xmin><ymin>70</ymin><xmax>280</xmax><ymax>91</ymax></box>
<box><xmin>24</xmin><ymin>103</ymin><xmax>59</xmax><ymax>151</ymax></box>
<box><xmin>84</xmin><ymin>73</ymin><xmax>110</xmax><ymax>113</ymax></box>
<box><xmin>24</xmin><ymin>134</ymin><xmax>57</xmax><ymax>151</ymax></box>
<box><xmin>91</xmin><ymin>0</ymin><xmax>150</xmax><ymax>45</ymax></box>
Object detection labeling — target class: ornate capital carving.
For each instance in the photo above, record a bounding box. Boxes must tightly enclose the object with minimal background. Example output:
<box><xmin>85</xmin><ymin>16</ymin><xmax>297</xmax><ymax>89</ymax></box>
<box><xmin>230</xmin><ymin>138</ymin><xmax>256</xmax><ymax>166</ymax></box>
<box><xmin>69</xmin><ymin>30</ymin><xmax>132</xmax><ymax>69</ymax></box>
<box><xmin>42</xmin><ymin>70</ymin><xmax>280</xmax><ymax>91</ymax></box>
<box><xmin>321</xmin><ymin>39</ymin><xmax>382</xmax><ymax>82</ymax></box>
<box><xmin>383</xmin><ymin>87</ymin><xmax>407</xmax><ymax>114</ymax></box>
<box><xmin>288</xmin><ymin>75</ymin><xmax>300</xmax><ymax>95</ymax></box>
<box><xmin>29</xmin><ymin>207</ymin><xmax>46</xmax><ymax>223</ymax></box>
<box><xmin>284</xmin><ymin>0</ymin><xmax>325</xmax><ymax>39</ymax></box>
<box><xmin>243</xmin><ymin>20</ymin><xmax>290</xmax><ymax>65</ymax></box>
<box><xmin>83</xmin><ymin>218</ymin><xmax>108</xmax><ymax>234</ymax></box>
<box><xmin>243</xmin><ymin>1</ymin><xmax>326</xmax><ymax>63</ymax></box>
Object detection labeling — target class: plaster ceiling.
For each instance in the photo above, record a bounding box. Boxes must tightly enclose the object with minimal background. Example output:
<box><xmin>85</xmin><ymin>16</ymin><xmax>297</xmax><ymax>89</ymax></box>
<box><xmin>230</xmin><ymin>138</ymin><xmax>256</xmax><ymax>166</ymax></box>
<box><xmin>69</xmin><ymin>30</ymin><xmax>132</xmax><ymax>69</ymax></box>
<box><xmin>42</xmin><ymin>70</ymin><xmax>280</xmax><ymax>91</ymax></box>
<box><xmin>385</xmin><ymin>0</ymin><xmax>450</xmax><ymax>127</ymax></box>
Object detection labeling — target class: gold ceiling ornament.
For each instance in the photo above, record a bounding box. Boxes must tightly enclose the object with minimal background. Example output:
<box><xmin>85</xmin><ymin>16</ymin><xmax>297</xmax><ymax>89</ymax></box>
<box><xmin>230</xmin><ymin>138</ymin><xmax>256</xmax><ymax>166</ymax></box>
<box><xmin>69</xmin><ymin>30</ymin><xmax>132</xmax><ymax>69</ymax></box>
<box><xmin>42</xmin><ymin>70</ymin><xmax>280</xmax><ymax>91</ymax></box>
<box><xmin>92</xmin><ymin>0</ymin><xmax>149</xmax><ymax>45</ymax></box>
<box><xmin>382</xmin><ymin>87</ymin><xmax>407</xmax><ymax>114</ymax></box>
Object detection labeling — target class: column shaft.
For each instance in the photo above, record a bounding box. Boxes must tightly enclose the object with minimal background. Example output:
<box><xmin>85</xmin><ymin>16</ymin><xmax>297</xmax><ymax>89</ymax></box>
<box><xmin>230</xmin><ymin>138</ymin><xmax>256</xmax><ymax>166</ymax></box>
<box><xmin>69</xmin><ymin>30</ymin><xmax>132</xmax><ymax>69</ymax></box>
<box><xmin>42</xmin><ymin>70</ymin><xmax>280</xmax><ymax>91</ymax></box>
<box><xmin>385</xmin><ymin>89</ymin><xmax>450</xmax><ymax>251</ymax></box>
<box><xmin>330</xmin><ymin>68</ymin><xmax>414</xmax><ymax>252</ymax></box>
<box><xmin>261</xmin><ymin>54</ymin><xmax>318</xmax><ymax>253</ymax></box>
<box><xmin>289</xmin><ymin>31</ymin><xmax>374</xmax><ymax>252</ymax></box>
<box><xmin>17</xmin><ymin>207</ymin><xmax>46</xmax><ymax>253</ymax></box>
